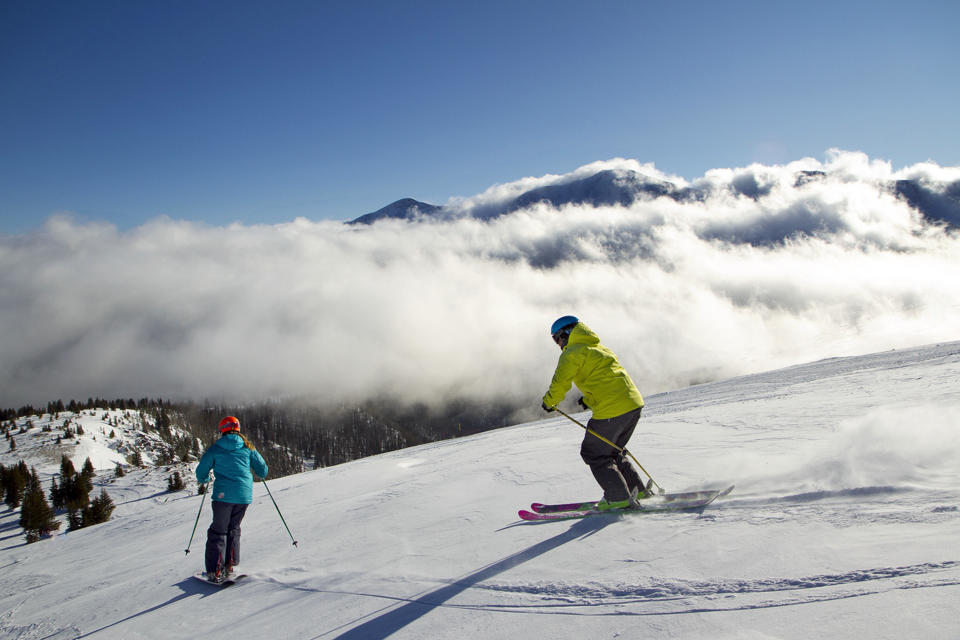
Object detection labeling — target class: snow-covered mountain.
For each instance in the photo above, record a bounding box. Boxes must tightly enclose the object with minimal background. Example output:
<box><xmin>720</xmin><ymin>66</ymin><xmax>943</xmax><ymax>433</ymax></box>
<box><xmin>349</xmin><ymin>160</ymin><xmax>960</xmax><ymax>229</ymax></box>
<box><xmin>349</xmin><ymin>198</ymin><xmax>443</xmax><ymax>225</ymax></box>
<box><xmin>2</xmin><ymin>341</ymin><xmax>958</xmax><ymax>639</ymax></box>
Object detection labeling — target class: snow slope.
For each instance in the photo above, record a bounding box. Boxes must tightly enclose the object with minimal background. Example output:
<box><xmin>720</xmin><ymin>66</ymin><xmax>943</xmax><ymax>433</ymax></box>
<box><xmin>2</xmin><ymin>342</ymin><xmax>959</xmax><ymax>639</ymax></box>
<box><xmin>3</xmin><ymin>408</ymin><xmax>176</xmax><ymax>475</ymax></box>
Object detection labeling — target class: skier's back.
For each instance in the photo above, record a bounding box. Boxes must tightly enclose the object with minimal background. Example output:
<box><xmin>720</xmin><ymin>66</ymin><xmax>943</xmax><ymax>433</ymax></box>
<box><xmin>541</xmin><ymin>316</ymin><xmax>645</xmax><ymax>510</ymax></box>
<box><xmin>195</xmin><ymin>416</ymin><xmax>268</xmax><ymax>582</ymax></box>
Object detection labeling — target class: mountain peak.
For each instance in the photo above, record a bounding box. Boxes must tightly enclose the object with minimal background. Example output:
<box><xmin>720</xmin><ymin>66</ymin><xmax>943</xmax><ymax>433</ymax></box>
<box><xmin>349</xmin><ymin>198</ymin><xmax>442</xmax><ymax>225</ymax></box>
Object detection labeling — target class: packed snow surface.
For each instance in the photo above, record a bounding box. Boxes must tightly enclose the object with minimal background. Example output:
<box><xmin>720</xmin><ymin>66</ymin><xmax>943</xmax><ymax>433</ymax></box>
<box><xmin>2</xmin><ymin>342</ymin><xmax>959</xmax><ymax>639</ymax></box>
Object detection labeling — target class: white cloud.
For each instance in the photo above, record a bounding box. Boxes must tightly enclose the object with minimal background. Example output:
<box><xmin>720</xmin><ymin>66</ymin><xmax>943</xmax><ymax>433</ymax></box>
<box><xmin>2</xmin><ymin>151</ymin><xmax>958</xmax><ymax>415</ymax></box>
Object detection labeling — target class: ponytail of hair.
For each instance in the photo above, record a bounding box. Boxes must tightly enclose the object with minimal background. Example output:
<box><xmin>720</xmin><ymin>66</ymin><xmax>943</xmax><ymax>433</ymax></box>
<box><xmin>222</xmin><ymin>429</ymin><xmax>256</xmax><ymax>451</ymax></box>
<box><xmin>239</xmin><ymin>432</ymin><xmax>256</xmax><ymax>451</ymax></box>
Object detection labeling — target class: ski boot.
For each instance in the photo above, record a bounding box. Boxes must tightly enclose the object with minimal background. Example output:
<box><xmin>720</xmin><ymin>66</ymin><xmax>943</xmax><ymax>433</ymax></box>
<box><xmin>597</xmin><ymin>496</ymin><xmax>637</xmax><ymax>511</ymax></box>
<box><xmin>206</xmin><ymin>567</ymin><xmax>225</xmax><ymax>584</ymax></box>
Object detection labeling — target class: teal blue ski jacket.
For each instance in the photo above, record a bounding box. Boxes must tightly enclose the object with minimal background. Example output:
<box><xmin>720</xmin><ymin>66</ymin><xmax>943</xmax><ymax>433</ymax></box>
<box><xmin>195</xmin><ymin>432</ymin><xmax>269</xmax><ymax>504</ymax></box>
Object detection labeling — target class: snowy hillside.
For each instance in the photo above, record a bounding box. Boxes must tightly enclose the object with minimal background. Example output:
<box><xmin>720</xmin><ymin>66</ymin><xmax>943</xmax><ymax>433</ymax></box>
<box><xmin>3</xmin><ymin>408</ymin><xmax>188</xmax><ymax>474</ymax></box>
<box><xmin>1</xmin><ymin>408</ymin><xmax>198</xmax><ymax>537</ymax></box>
<box><xmin>2</xmin><ymin>342</ymin><xmax>959</xmax><ymax>639</ymax></box>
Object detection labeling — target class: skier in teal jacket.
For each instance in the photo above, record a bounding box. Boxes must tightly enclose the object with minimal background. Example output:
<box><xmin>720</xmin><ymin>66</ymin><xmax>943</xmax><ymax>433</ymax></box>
<box><xmin>195</xmin><ymin>416</ymin><xmax>268</xmax><ymax>582</ymax></box>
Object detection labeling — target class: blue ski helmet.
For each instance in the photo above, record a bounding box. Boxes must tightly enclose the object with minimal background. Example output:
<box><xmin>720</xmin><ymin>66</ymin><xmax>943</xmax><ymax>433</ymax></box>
<box><xmin>550</xmin><ymin>315</ymin><xmax>579</xmax><ymax>337</ymax></box>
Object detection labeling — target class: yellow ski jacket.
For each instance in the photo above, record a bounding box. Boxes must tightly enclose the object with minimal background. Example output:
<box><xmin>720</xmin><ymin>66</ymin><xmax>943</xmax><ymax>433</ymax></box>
<box><xmin>542</xmin><ymin>322</ymin><xmax>644</xmax><ymax>420</ymax></box>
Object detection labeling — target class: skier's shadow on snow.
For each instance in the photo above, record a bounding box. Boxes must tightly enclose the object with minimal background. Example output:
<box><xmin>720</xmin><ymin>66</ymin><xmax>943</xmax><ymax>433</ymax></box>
<box><xmin>73</xmin><ymin>577</ymin><xmax>224</xmax><ymax>638</ymax></box>
<box><xmin>327</xmin><ymin>517</ymin><xmax>613</xmax><ymax>640</ymax></box>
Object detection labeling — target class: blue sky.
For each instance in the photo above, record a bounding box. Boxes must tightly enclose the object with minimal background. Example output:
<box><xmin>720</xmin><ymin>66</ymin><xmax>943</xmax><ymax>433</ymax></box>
<box><xmin>1</xmin><ymin>0</ymin><xmax>957</xmax><ymax>233</ymax></box>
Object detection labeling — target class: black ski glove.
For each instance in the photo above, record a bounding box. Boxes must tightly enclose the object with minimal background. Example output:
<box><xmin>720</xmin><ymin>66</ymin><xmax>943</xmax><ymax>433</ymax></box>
<box><xmin>541</xmin><ymin>401</ymin><xmax>555</xmax><ymax>413</ymax></box>
<box><xmin>577</xmin><ymin>396</ymin><xmax>589</xmax><ymax>410</ymax></box>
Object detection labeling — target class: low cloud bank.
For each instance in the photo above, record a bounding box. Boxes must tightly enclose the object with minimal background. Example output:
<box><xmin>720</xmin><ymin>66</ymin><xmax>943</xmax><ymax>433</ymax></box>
<box><xmin>2</xmin><ymin>150</ymin><xmax>959</xmax><ymax>415</ymax></box>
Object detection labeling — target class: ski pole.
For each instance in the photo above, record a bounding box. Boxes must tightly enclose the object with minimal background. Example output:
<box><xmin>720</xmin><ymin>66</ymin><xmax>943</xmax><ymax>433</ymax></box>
<box><xmin>551</xmin><ymin>406</ymin><xmax>665</xmax><ymax>495</ymax></box>
<box><xmin>261</xmin><ymin>477</ymin><xmax>298</xmax><ymax>547</ymax></box>
<box><xmin>184</xmin><ymin>489</ymin><xmax>207</xmax><ymax>555</ymax></box>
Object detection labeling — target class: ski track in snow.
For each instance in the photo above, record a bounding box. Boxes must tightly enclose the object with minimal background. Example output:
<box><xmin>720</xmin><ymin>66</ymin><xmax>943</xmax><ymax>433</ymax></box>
<box><xmin>252</xmin><ymin>557</ymin><xmax>960</xmax><ymax>621</ymax></box>
<box><xmin>468</xmin><ymin>561</ymin><xmax>960</xmax><ymax>615</ymax></box>
<box><xmin>703</xmin><ymin>487</ymin><xmax>960</xmax><ymax>528</ymax></box>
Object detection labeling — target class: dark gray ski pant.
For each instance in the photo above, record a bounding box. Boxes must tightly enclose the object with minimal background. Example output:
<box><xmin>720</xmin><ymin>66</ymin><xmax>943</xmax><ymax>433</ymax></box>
<box><xmin>580</xmin><ymin>407</ymin><xmax>644</xmax><ymax>502</ymax></box>
<box><xmin>205</xmin><ymin>501</ymin><xmax>248</xmax><ymax>573</ymax></box>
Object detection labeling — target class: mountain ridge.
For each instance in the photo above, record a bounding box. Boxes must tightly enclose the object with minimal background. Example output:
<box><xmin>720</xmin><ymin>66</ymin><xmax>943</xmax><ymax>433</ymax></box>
<box><xmin>348</xmin><ymin>165</ymin><xmax>960</xmax><ymax>228</ymax></box>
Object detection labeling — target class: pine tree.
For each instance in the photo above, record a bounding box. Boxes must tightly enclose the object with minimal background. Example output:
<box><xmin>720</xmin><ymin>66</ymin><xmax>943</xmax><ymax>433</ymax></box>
<box><xmin>20</xmin><ymin>468</ymin><xmax>60</xmax><ymax>543</ymax></box>
<box><xmin>67</xmin><ymin>506</ymin><xmax>83</xmax><ymax>531</ymax></box>
<box><xmin>157</xmin><ymin>409</ymin><xmax>172</xmax><ymax>440</ymax></box>
<box><xmin>82</xmin><ymin>489</ymin><xmax>115</xmax><ymax>526</ymax></box>
<box><xmin>61</xmin><ymin>459</ymin><xmax>89</xmax><ymax>531</ymax></box>
<box><xmin>60</xmin><ymin>455</ymin><xmax>76</xmax><ymax>480</ymax></box>
<box><xmin>49</xmin><ymin>476</ymin><xmax>64</xmax><ymax>509</ymax></box>
<box><xmin>3</xmin><ymin>463</ymin><xmax>27</xmax><ymax>508</ymax></box>
<box><xmin>114</xmin><ymin>463</ymin><xmax>125</xmax><ymax>478</ymax></box>
<box><xmin>79</xmin><ymin>457</ymin><xmax>95</xmax><ymax>493</ymax></box>
<box><xmin>167</xmin><ymin>471</ymin><xmax>185</xmax><ymax>492</ymax></box>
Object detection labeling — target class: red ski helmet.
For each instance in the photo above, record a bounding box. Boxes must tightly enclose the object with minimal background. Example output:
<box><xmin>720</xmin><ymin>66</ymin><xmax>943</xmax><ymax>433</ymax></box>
<box><xmin>218</xmin><ymin>416</ymin><xmax>240</xmax><ymax>433</ymax></box>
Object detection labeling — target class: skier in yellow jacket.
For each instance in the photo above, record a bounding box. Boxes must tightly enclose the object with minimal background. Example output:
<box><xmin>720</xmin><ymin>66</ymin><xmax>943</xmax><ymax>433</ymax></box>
<box><xmin>542</xmin><ymin>316</ymin><xmax>646</xmax><ymax>510</ymax></box>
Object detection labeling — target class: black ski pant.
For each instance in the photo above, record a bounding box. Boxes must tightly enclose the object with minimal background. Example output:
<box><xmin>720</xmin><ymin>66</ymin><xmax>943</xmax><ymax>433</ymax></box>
<box><xmin>205</xmin><ymin>501</ymin><xmax>248</xmax><ymax>573</ymax></box>
<box><xmin>580</xmin><ymin>407</ymin><xmax>644</xmax><ymax>502</ymax></box>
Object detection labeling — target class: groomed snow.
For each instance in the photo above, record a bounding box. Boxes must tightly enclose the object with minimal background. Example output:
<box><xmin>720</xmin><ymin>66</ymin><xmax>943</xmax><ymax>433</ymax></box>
<box><xmin>1</xmin><ymin>342</ymin><xmax>958</xmax><ymax>639</ymax></box>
